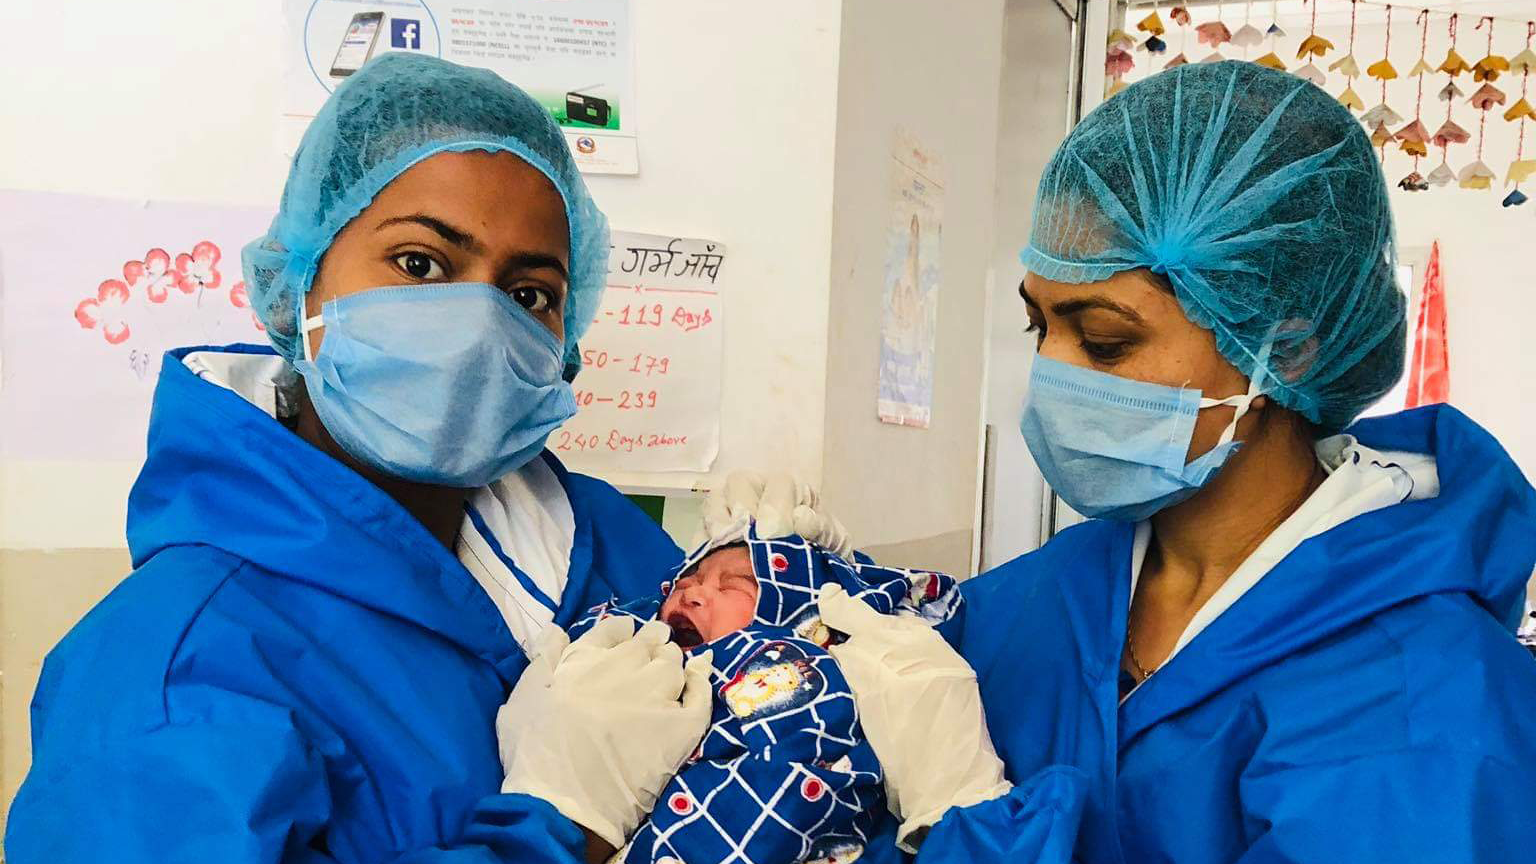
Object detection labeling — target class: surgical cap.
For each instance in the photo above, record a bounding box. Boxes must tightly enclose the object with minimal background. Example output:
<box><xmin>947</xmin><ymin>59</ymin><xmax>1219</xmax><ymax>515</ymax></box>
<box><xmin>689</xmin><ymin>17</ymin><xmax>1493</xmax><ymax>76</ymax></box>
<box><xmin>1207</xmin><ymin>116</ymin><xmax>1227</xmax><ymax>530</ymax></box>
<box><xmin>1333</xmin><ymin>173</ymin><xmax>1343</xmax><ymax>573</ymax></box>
<box><xmin>1022</xmin><ymin>61</ymin><xmax>1405</xmax><ymax>433</ymax></box>
<box><xmin>242</xmin><ymin>52</ymin><xmax>608</xmax><ymax>366</ymax></box>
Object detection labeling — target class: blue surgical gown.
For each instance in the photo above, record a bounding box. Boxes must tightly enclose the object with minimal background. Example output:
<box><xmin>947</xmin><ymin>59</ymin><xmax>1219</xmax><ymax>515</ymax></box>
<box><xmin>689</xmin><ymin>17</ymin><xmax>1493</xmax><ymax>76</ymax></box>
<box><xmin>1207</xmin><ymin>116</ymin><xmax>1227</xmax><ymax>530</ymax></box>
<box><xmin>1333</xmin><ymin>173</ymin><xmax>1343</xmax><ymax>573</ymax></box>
<box><xmin>920</xmin><ymin>405</ymin><xmax>1536</xmax><ymax>862</ymax></box>
<box><xmin>4</xmin><ymin>344</ymin><xmax>685</xmax><ymax>862</ymax></box>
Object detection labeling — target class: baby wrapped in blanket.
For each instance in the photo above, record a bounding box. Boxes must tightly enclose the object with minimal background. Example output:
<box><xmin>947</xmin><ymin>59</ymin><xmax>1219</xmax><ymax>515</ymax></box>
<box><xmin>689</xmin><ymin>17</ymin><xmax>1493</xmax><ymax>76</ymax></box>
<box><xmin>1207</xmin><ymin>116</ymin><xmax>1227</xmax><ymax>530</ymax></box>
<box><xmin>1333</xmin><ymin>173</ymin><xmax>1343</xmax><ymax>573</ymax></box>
<box><xmin>570</xmin><ymin>522</ymin><xmax>963</xmax><ymax>864</ymax></box>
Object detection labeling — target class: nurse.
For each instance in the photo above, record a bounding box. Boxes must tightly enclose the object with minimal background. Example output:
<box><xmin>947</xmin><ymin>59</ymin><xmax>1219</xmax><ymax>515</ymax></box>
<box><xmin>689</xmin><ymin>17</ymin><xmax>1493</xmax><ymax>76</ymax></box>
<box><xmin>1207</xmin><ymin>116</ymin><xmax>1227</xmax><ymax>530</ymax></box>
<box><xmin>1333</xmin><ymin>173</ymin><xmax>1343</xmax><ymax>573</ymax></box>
<box><xmin>4</xmin><ymin>54</ymin><xmax>830</xmax><ymax>863</ymax></box>
<box><xmin>820</xmin><ymin>61</ymin><xmax>1536</xmax><ymax>861</ymax></box>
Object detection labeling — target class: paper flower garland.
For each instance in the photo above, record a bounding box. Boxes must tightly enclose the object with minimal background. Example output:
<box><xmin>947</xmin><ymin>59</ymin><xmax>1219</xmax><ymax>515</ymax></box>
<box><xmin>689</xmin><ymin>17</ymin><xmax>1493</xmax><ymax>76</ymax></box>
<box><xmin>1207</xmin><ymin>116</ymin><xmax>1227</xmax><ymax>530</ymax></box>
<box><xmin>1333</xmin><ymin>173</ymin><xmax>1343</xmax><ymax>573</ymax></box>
<box><xmin>1295</xmin><ymin>0</ymin><xmax>1333</xmax><ymax>72</ymax></box>
<box><xmin>1167</xmin><ymin>5</ymin><xmax>1192</xmax><ymax>68</ymax></box>
<box><xmin>1232</xmin><ymin>0</ymin><xmax>1265</xmax><ymax>52</ymax></box>
<box><xmin>1335</xmin><ymin>1</ymin><xmax>1363</xmax><ymax>111</ymax></box>
<box><xmin>1107</xmin><ymin>28</ymin><xmax>1135</xmax><ymax>96</ymax></box>
<box><xmin>1139</xmin><ymin>11</ymin><xmax>1169</xmax><ymax>53</ymax></box>
<box><xmin>1103</xmin><ymin>2</ymin><xmax>1536</xmax><ymax>210</ymax></box>
<box><xmin>1506</xmin><ymin>22</ymin><xmax>1535</xmax><ymax>206</ymax></box>
<box><xmin>1254</xmin><ymin>0</ymin><xmax>1287</xmax><ymax>70</ymax></box>
<box><xmin>1431</xmin><ymin>13</ymin><xmax>1467</xmax><ymax>183</ymax></box>
<box><xmin>1361</xmin><ymin>4</ymin><xmax>1400</xmax><ymax>145</ymax></box>
<box><xmin>1463</xmin><ymin>16</ymin><xmax>1504</xmax><ymax>188</ymax></box>
<box><xmin>1394</xmin><ymin>8</ymin><xmax>1434</xmax><ymax>185</ymax></box>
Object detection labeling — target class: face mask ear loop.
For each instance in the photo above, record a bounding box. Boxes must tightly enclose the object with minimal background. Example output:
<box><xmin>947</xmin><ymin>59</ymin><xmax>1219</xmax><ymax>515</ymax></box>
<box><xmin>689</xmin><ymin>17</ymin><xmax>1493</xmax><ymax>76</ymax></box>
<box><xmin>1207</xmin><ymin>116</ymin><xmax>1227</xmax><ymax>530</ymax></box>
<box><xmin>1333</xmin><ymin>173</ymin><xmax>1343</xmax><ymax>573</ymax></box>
<box><xmin>1200</xmin><ymin>343</ymin><xmax>1273</xmax><ymax>447</ymax></box>
<box><xmin>300</xmin><ymin>312</ymin><xmax>326</xmax><ymax>363</ymax></box>
<box><xmin>1201</xmin><ymin>376</ymin><xmax>1263</xmax><ymax>447</ymax></box>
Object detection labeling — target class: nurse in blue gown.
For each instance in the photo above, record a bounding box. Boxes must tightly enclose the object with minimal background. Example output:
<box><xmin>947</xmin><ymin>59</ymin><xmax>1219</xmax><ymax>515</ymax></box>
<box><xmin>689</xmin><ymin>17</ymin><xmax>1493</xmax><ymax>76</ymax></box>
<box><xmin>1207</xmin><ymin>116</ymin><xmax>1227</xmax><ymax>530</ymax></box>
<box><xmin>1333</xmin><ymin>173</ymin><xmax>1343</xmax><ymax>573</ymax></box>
<box><xmin>821</xmin><ymin>61</ymin><xmax>1536</xmax><ymax>862</ymax></box>
<box><xmin>4</xmin><ymin>54</ymin><xmax>819</xmax><ymax>863</ymax></box>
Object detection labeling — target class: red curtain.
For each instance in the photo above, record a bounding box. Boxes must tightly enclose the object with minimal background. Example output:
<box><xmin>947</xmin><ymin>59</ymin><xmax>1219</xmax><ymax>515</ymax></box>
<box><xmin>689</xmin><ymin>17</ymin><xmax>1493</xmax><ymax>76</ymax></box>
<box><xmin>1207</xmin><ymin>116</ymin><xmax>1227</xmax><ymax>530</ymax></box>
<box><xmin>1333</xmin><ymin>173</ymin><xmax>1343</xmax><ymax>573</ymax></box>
<box><xmin>1406</xmin><ymin>241</ymin><xmax>1449</xmax><ymax>408</ymax></box>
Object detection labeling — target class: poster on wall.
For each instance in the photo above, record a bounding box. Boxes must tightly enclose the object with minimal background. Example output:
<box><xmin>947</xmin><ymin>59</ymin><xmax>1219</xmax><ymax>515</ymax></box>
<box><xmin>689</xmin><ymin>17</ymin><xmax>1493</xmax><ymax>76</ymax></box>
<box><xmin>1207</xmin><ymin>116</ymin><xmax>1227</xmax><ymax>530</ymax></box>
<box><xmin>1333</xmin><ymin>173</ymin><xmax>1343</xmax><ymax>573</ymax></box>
<box><xmin>877</xmin><ymin>129</ymin><xmax>944</xmax><ymax>428</ymax></box>
<box><xmin>283</xmin><ymin>0</ymin><xmax>637</xmax><ymax>174</ymax></box>
<box><xmin>0</xmin><ymin>190</ymin><xmax>274</xmax><ymax>461</ymax></box>
<box><xmin>553</xmin><ymin>231</ymin><xmax>724</xmax><ymax>474</ymax></box>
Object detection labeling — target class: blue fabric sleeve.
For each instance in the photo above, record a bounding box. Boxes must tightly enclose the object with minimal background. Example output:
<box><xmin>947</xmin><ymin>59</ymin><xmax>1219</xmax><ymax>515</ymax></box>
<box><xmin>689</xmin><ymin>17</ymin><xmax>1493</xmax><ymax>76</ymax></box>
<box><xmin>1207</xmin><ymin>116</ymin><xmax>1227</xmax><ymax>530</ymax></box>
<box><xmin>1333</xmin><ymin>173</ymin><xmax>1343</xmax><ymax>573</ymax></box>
<box><xmin>403</xmin><ymin>793</ymin><xmax>586</xmax><ymax>864</ymax></box>
<box><xmin>5</xmin><ymin>721</ymin><xmax>333</xmax><ymax>862</ymax></box>
<box><xmin>913</xmin><ymin>766</ymin><xmax>1088</xmax><ymax>864</ymax></box>
<box><xmin>4</xmin><ymin>722</ymin><xmax>587</xmax><ymax>864</ymax></box>
<box><xmin>1232</xmin><ymin>748</ymin><xmax>1536</xmax><ymax>862</ymax></box>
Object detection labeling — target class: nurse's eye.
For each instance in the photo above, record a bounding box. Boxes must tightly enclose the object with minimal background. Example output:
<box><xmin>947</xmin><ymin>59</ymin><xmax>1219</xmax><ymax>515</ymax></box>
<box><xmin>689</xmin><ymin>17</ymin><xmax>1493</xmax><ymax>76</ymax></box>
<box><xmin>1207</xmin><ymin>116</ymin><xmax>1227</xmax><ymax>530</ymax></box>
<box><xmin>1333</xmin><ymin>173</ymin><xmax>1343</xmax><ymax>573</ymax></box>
<box><xmin>1082</xmin><ymin>339</ymin><xmax>1130</xmax><ymax>362</ymax></box>
<box><xmin>394</xmin><ymin>251</ymin><xmax>445</xmax><ymax>281</ymax></box>
<box><xmin>510</xmin><ymin>285</ymin><xmax>559</xmax><ymax>314</ymax></box>
<box><xmin>1024</xmin><ymin>322</ymin><xmax>1046</xmax><ymax>347</ymax></box>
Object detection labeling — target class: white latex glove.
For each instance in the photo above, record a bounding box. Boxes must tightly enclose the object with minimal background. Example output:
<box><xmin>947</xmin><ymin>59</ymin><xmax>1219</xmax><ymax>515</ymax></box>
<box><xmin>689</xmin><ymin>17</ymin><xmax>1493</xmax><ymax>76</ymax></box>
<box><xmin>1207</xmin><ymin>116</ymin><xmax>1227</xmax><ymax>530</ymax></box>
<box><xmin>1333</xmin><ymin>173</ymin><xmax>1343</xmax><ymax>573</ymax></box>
<box><xmin>699</xmin><ymin>470</ymin><xmax>854</xmax><ymax>558</ymax></box>
<box><xmin>498</xmin><ymin>617</ymin><xmax>714</xmax><ymax>848</ymax></box>
<box><xmin>819</xmin><ymin>584</ymin><xmax>1012</xmax><ymax>852</ymax></box>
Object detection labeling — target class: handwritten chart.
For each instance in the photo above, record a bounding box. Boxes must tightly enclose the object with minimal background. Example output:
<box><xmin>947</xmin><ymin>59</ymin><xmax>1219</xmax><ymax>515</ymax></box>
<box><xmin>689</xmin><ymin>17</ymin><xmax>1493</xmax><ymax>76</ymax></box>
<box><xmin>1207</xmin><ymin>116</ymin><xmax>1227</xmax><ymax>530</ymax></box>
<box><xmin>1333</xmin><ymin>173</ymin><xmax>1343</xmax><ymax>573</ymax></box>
<box><xmin>553</xmin><ymin>231</ymin><xmax>725</xmax><ymax>474</ymax></box>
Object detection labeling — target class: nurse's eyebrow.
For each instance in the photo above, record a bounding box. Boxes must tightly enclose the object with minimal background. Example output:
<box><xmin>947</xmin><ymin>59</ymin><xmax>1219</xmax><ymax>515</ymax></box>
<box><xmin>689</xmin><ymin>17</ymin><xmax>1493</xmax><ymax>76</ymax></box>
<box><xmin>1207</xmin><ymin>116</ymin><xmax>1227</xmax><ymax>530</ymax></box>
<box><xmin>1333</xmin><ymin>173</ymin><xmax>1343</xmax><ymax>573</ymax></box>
<box><xmin>504</xmin><ymin>252</ymin><xmax>569</xmax><ymax>281</ymax></box>
<box><xmin>1052</xmin><ymin>296</ymin><xmax>1147</xmax><ymax>324</ymax></box>
<box><xmin>375</xmin><ymin>214</ymin><xmax>483</xmax><ymax>253</ymax></box>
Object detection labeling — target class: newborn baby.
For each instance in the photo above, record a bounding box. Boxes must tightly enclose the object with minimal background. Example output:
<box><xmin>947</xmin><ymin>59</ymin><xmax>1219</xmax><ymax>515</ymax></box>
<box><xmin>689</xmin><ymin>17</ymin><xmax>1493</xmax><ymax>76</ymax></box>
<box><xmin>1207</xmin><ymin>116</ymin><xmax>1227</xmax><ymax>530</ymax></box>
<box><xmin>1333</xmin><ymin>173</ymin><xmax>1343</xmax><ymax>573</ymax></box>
<box><xmin>570</xmin><ymin>522</ymin><xmax>962</xmax><ymax>864</ymax></box>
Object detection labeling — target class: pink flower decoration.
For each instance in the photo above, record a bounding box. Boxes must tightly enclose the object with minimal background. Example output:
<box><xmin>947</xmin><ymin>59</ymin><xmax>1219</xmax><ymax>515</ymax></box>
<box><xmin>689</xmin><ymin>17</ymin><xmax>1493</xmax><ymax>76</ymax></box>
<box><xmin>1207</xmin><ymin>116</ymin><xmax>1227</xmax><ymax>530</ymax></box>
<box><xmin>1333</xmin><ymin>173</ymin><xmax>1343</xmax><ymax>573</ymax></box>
<box><xmin>174</xmin><ymin>240</ymin><xmax>222</xmax><ymax>294</ymax></box>
<box><xmin>229</xmin><ymin>280</ymin><xmax>266</xmax><ymax>332</ymax></box>
<box><xmin>123</xmin><ymin>248</ymin><xmax>175</xmax><ymax>303</ymax></box>
<box><xmin>1106</xmin><ymin>47</ymin><xmax>1135</xmax><ymax>77</ymax></box>
<box><xmin>75</xmin><ymin>279</ymin><xmax>133</xmax><ymax>345</ymax></box>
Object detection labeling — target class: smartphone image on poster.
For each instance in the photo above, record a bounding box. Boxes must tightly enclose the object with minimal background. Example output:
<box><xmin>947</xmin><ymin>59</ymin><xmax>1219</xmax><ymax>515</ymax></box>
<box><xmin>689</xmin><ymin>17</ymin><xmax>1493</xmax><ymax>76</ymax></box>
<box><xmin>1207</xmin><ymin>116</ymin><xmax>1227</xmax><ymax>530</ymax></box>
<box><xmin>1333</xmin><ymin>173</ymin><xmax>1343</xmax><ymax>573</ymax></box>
<box><xmin>330</xmin><ymin>11</ymin><xmax>384</xmax><ymax>78</ymax></box>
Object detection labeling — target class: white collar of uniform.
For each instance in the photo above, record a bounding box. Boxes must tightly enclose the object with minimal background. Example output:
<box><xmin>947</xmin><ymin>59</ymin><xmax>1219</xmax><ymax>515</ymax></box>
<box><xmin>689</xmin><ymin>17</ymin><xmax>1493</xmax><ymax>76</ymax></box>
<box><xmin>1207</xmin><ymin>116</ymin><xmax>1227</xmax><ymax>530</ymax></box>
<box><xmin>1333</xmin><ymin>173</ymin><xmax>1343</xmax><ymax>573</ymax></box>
<box><xmin>182</xmin><ymin>350</ymin><xmax>292</xmax><ymax>419</ymax></box>
<box><xmin>1125</xmin><ymin>434</ymin><xmax>1439</xmax><ymax>697</ymax></box>
<box><xmin>458</xmin><ymin>463</ymin><xmax>576</xmax><ymax>650</ymax></box>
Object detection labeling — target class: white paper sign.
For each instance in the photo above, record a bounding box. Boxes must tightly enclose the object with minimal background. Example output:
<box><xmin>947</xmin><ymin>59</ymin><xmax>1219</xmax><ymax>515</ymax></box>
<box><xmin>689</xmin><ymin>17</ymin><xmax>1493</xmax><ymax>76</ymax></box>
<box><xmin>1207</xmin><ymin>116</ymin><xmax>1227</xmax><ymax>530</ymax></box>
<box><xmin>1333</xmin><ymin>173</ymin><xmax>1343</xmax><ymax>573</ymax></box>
<box><xmin>552</xmin><ymin>231</ymin><xmax>724</xmax><ymax>474</ymax></box>
<box><xmin>0</xmin><ymin>190</ymin><xmax>274</xmax><ymax>461</ymax></box>
<box><xmin>283</xmin><ymin>0</ymin><xmax>638</xmax><ymax>174</ymax></box>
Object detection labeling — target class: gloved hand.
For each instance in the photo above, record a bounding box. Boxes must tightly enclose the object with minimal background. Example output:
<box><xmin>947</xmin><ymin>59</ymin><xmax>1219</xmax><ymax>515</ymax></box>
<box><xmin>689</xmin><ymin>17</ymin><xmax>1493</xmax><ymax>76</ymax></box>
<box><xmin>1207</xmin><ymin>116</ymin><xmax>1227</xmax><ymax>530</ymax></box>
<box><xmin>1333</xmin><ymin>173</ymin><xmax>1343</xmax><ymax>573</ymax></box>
<box><xmin>498</xmin><ymin>617</ymin><xmax>714</xmax><ymax>849</ymax></box>
<box><xmin>700</xmin><ymin>470</ymin><xmax>854</xmax><ymax>558</ymax></box>
<box><xmin>818</xmin><ymin>584</ymin><xmax>1012</xmax><ymax>852</ymax></box>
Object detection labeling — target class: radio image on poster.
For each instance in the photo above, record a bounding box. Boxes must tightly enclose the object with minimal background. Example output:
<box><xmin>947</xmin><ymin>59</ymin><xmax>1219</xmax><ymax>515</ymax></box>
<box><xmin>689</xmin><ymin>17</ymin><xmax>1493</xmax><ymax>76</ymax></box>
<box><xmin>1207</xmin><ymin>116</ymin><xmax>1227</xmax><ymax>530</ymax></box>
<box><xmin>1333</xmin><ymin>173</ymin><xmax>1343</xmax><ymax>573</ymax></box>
<box><xmin>564</xmin><ymin>84</ymin><xmax>612</xmax><ymax>128</ymax></box>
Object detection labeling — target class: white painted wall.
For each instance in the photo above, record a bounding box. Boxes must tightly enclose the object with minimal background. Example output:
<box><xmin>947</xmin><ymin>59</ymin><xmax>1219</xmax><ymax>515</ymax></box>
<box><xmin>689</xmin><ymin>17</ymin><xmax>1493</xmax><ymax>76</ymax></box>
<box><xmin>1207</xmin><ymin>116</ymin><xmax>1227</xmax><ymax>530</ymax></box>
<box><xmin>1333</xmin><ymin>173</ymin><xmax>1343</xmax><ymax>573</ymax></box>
<box><xmin>819</xmin><ymin>0</ymin><xmax>1008</xmax><ymax>574</ymax></box>
<box><xmin>0</xmin><ymin>0</ymin><xmax>845</xmax><ymax>549</ymax></box>
<box><xmin>979</xmin><ymin>0</ymin><xmax>1082</xmax><ymax>571</ymax></box>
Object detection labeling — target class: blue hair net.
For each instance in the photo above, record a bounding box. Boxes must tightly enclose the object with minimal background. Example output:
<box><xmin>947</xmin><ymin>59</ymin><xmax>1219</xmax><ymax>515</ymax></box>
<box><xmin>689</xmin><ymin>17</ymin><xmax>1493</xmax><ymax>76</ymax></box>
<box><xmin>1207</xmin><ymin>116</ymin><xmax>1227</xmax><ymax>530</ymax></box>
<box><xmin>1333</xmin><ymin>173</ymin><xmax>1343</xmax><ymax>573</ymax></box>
<box><xmin>1022</xmin><ymin>61</ymin><xmax>1406</xmax><ymax>433</ymax></box>
<box><xmin>242</xmin><ymin>52</ymin><xmax>608</xmax><ymax>366</ymax></box>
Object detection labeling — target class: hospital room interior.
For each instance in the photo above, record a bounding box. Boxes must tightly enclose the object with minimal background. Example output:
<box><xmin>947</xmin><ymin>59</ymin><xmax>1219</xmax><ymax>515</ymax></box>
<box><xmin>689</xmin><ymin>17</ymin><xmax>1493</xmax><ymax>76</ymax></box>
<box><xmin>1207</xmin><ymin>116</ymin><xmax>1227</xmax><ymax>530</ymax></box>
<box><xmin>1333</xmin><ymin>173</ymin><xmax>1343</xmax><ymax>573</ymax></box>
<box><xmin>3</xmin><ymin>0</ymin><xmax>1536</xmax><ymax>860</ymax></box>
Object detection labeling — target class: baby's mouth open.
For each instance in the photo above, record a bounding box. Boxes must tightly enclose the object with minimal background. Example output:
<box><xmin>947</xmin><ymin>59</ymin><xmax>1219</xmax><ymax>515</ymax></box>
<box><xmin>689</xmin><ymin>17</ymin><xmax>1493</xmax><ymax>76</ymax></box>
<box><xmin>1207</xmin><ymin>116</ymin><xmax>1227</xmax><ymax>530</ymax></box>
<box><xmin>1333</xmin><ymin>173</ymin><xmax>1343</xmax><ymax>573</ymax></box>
<box><xmin>666</xmin><ymin>611</ymin><xmax>705</xmax><ymax>649</ymax></box>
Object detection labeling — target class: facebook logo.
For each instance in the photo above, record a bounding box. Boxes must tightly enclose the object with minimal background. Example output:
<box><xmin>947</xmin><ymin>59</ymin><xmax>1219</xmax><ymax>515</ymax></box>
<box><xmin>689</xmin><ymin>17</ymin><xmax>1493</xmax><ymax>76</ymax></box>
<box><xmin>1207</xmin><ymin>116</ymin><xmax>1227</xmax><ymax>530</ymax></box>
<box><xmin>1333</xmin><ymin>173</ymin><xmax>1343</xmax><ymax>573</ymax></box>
<box><xmin>390</xmin><ymin>19</ymin><xmax>421</xmax><ymax>49</ymax></box>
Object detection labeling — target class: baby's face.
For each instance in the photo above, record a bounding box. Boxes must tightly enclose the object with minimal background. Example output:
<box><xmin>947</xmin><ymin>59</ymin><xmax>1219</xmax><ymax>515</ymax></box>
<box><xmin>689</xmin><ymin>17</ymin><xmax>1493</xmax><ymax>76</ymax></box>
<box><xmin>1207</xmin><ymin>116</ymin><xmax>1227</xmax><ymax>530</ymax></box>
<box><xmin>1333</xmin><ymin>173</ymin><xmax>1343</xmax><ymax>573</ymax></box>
<box><xmin>660</xmin><ymin>546</ymin><xmax>759</xmax><ymax>649</ymax></box>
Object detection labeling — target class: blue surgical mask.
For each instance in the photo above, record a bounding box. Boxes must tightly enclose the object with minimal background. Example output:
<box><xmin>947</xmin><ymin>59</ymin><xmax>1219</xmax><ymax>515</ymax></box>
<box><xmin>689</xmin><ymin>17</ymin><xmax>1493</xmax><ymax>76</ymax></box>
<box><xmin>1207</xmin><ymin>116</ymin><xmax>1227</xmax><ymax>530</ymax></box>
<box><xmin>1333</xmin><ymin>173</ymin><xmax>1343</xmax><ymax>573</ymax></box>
<box><xmin>1019</xmin><ymin>355</ymin><xmax>1261</xmax><ymax>522</ymax></box>
<box><xmin>295</xmin><ymin>282</ymin><xmax>577</xmax><ymax>488</ymax></box>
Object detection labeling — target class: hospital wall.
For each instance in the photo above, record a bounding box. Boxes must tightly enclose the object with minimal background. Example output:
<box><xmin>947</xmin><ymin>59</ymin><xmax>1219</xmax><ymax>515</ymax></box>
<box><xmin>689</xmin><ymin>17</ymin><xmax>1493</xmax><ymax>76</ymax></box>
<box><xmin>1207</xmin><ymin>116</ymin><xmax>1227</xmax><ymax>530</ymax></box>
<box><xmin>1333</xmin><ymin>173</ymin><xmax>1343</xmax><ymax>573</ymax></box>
<box><xmin>0</xmin><ymin>0</ymin><xmax>848</xmax><ymax>834</ymax></box>
<box><xmin>979</xmin><ymin>0</ymin><xmax>1092</xmax><ymax>571</ymax></box>
<box><xmin>820</xmin><ymin>0</ymin><xmax>1007</xmax><ymax>575</ymax></box>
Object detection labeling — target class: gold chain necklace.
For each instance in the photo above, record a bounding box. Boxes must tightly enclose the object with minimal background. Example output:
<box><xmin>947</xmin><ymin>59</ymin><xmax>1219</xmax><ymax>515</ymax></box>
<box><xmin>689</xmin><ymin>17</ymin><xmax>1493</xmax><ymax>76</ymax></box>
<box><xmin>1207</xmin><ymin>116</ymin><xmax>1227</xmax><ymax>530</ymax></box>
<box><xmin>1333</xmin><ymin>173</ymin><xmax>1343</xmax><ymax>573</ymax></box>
<box><xmin>1127</xmin><ymin>629</ymin><xmax>1157</xmax><ymax>682</ymax></box>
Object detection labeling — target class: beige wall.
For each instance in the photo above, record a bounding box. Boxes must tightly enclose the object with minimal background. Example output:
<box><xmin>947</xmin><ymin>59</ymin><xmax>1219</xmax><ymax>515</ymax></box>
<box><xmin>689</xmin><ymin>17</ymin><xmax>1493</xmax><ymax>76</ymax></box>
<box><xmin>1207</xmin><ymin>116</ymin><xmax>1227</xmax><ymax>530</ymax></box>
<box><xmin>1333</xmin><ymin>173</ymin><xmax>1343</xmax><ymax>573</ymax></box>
<box><xmin>819</xmin><ymin>0</ymin><xmax>1009</xmax><ymax>576</ymax></box>
<box><xmin>0</xmin><ymin>550</ymin><xmax>131</xmax><ymax>841</ymax></box>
